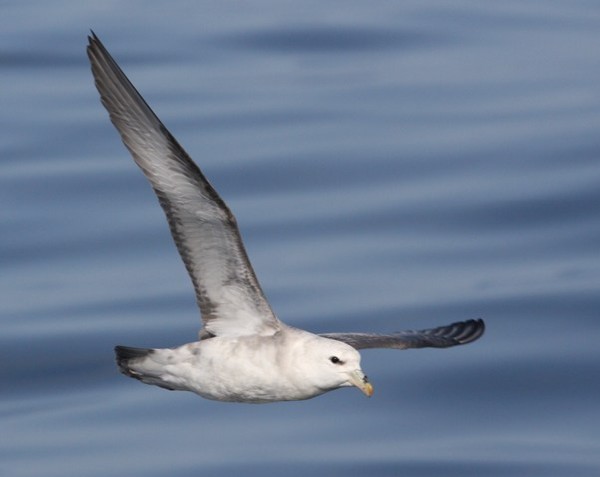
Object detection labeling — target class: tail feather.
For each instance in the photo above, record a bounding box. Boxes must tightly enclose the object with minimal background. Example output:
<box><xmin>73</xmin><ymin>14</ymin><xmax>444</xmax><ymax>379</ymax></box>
<box><xmin>114</xmin><ymin>345</ymin><xmax>176</xmax><ymax>390</ymax></box>
<box><xmin>115</xmin><ymin>345</ymin><xmax>152</xmax><ymax>376</ymax></box>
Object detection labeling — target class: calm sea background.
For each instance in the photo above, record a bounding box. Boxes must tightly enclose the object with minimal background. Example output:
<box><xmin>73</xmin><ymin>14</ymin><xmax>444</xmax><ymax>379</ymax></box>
<box><xmin>1</xmin><ymin>2</ymin><xmax>599</xmax><ymax>476</ymax></box>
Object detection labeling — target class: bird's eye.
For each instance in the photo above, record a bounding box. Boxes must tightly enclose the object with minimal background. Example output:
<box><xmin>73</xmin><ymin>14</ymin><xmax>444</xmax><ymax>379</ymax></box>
<box><xmin>330</xmin><ymin>356</ymin><xmax>342</xmax><ymax>364</ymax></box>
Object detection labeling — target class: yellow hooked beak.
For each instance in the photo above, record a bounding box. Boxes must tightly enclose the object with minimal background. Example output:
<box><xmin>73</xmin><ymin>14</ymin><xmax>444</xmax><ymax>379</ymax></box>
<box><xmin>348</xmin><ymin>369</ymin><xmax>374</xmax><ymax>397</ymax></box>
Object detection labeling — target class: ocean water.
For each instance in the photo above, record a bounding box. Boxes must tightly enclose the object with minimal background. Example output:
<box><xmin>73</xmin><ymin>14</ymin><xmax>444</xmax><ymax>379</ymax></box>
<box><xmin>1</xmin><ymin>2</ymin><xmax>599</xmax><ymax>476</ymax></box>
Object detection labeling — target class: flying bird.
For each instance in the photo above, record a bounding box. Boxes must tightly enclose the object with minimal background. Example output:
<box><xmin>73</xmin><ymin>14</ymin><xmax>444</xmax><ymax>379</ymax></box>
<box><xmin>87</xmin><ymin>32</ymin><xmax>484</xmax><ymax>403</ymax></box>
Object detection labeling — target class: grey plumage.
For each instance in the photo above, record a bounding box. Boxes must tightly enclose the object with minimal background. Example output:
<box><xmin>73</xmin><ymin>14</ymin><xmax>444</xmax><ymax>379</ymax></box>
<box><xmin>320</xmin><ymin>319</ymin><xmax>485</xmax><ymax>350</ymax></box>
<box><xmin>87</xmin><ymin>32</ymin><xmax>279</xmax><ymax>339</ymax></box>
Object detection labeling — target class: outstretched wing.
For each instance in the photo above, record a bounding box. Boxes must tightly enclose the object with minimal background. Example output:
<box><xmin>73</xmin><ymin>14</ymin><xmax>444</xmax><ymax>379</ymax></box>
<box><xmin>320</xmin><ymin>319</ymin><xmax>485</xmax><ymax>350</ymax></box>
<box><xmin>87</xmin><ymin>33</ymin><xmax>279</xmax><ymax>337</ymax></box>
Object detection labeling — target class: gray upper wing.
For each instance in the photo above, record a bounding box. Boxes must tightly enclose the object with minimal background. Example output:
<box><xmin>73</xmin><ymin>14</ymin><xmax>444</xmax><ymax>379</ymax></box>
<box><xmin>87</xmin><ymin>33</ymin><xmax>279</xmax><ymax>337</ymax></box>
<box><xmin>320</xmin><ymin>319</ymin><xmax>485</xmax><ymax>350</ymax></box>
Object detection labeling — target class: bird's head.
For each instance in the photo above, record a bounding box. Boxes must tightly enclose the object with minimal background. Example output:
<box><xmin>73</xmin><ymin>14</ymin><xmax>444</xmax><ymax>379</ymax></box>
<box><xmin>298</xmin><ymin>336</ymin><xmax>373</xmax><ymax>398</ymax></box>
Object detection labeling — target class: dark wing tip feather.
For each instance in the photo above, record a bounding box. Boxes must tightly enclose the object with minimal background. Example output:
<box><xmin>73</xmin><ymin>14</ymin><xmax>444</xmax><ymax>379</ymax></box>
<box><xmin>423</xmin><ymin>318</ymin><xmax>485</xmax><ymax>346</ymax></box>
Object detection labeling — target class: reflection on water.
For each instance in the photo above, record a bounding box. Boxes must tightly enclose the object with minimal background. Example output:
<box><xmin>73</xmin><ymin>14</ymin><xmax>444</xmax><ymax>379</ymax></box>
<box><xmin>1</xmin><ymin>2</ymin><xmax>600</xmax><ymax>476</ymax></box>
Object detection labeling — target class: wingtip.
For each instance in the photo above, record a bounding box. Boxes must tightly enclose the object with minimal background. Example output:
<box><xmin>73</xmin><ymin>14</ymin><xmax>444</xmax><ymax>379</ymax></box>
<box><xmin>423</xmin><ymin>318</ymin><xmax>485</xmax><ymax>347</ymax></box>
<box><xmin>86</xmin><ymin>31</ymin><xmax>100</xmax><ymax>58</ymax></box>
<box><xmin>454</xmin><ymin>318</ymin><xmax>485</xmax><ymax>344</ymax></box>
<box><xmin>86</xmin><ymin>30</ymin><xmax>107</xmax><ymax>57</ymax></box>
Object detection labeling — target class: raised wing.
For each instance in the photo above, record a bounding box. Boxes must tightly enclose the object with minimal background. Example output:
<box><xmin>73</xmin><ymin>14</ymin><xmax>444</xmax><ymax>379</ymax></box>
<box><xmin>87</xmin><ymin>33</ymin><xmax>280</xmax><ymax>337</ymax></box>
<box><xmin>320</xmin><ymin>319</ymin><xmax>484</xmax><ymax>350</ymax></box>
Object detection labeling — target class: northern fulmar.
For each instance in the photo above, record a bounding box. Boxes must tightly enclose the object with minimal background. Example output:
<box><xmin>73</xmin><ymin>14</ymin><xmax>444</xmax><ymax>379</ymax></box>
<box><xmin>87</xmin><ymin>32</ymin><xmax>484</xmax><ymax>403</ymax></box>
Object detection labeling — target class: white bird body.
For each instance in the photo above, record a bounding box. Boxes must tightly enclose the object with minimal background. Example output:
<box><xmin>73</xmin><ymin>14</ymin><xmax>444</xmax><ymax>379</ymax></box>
<box><xmin>122</xmin><ymin>327</ymin><xmax>367</xmax><ymax>402</ymax></box>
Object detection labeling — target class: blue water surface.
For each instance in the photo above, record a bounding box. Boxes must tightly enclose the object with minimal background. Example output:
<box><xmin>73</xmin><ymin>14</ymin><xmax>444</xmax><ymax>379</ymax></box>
<box><xmin>1</xmin><ymin>2</ymin><xmax>599</xmax><ymax>476</ymax></box>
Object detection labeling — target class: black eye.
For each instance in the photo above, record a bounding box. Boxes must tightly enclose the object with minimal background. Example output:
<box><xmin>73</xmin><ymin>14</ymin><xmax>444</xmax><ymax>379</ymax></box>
<box><xmin>330</xmin><ymin>356</ymin><xmax>342</xmax><ymax>364</ymax></box>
